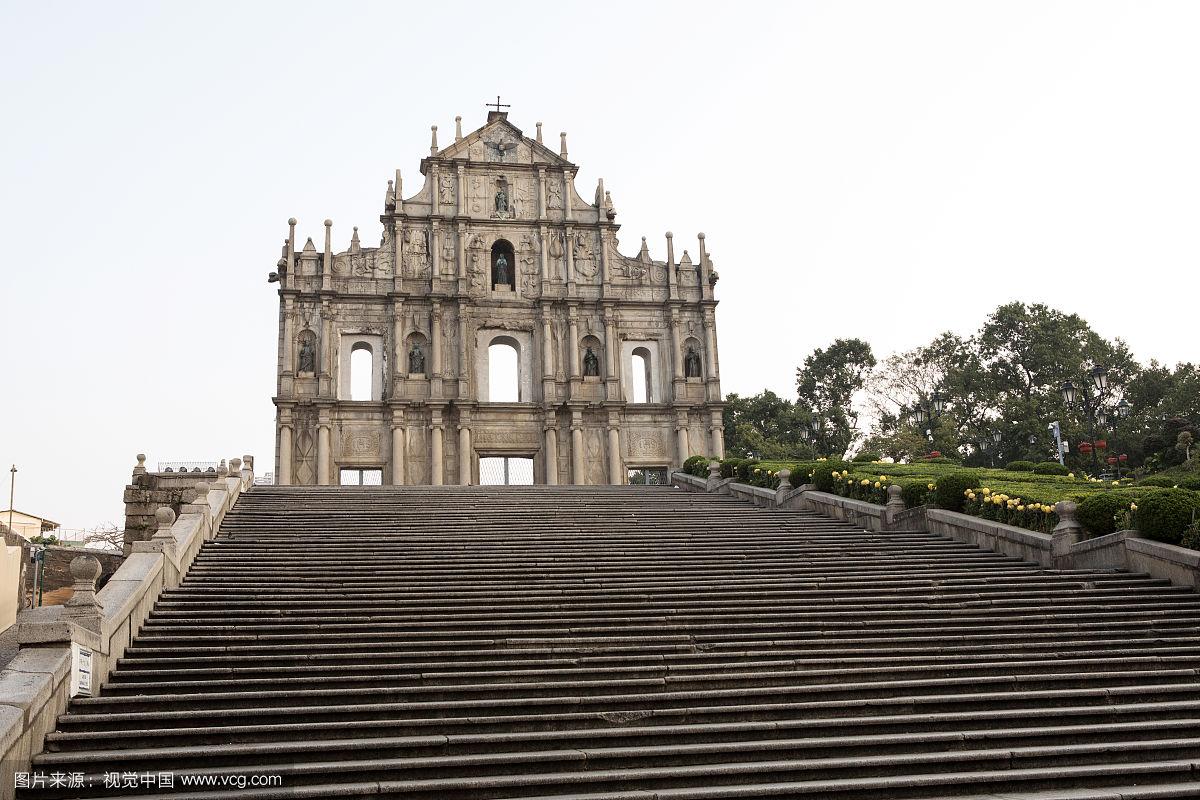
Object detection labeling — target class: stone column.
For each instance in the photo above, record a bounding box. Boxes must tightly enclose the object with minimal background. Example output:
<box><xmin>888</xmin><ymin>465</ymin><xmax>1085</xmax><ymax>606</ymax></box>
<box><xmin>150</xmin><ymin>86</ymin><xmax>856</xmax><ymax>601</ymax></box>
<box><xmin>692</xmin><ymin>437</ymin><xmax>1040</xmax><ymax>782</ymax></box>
<box><xmin>676</xmin><ymin>414</ymin><xmax>690</xmax><ymax>466</ymax></box>
<box><xmin>544</xmin><ymin>421</ymin><xmax>559</xmax><ymax>485</ymax></box>
<box><xmin>456</xmin><ymin>165</ymin><xmax>466</xmax><ymax>217</ymax></box>
<box><xmin>430</xmin><ymin>221</ymin><xmax>442</xmax><ymax>281</ymax></box>
<box><xmin>564</xmin><ymin>225</ymin><xmax>575</xmax><ymax>294</ymax></box>
<box><xmin>703</xmin><ymin>308</ymin><xmax>720</xmax><ymax>402</ymax></box>
<box><xmin>391</xmin><ymin>415</ymin><xmax>406</xmax><ymax>486</ymax></box>
<box><xmin>316</xmin><ymin>414</ymin><xmax>331</xmax><ymax>485</ymax></box>
<box><xmin>431</xmin><ymin>301</ymin><xmax>443</xmax><ymax>397</ymax></box>
<box><xmin>571</xmin><ymin>426</ymin><xmax>585</xmax><ymax>486</ymax></box>
<box><xmin>607</xmin><ymin>421</ymin><xmax>622</xmax><ymax>485</ymax></box>
<box><xmin>278</xmin><ymin>413</ymin><xmax>294</xmax><ymax>486</ymax></box>
<box><xmin>392</xmin><ymin>297</ymin><xmax>404</xmax><ymax>388</ymax></box>
<box><xmin>537</xmin><ymin>167</ymin><xmax>547</xmax><ymax>220</ymax></box>
<box><xmin>431</xmin><ymin>420</ymin><xmax>444</xmax><ymax>486</ymax></box>
<box><xmin>598</xmin><ymin>229</ymin><xmax>611</xmax><ymax>292</ymax></box>
<box><xmin>538</xmin><ymin>224</ymin><xmax>550</xmax><ymax>293</ymax></box>
<box><xmin>281</xmin><ymin>295</ymin><xmax>295</xmax><ymax>381</ymax></box>
<box><xmin>603</xmin><ymin>306</ymin><xmax>620</xmax><ymax>402</ymax></box>
<box><xmin>430</xmin><ymin>164</ymin><xmax>440</xmax><ymax>216</ymax></box>
<box><xmin>458</xmin><ymin>301</ymin><xmax>470</xmax><ymax>399</ymax></box>
<box><xmin>458</xmin><ymin>424</ymin><xmax>472</xmax><ymax>485</ymax></box>
<box><xmin>669</xmin><ymin>309</ymin><xmax>684</xmax><ymax>387</ymax></box>
<box><xmin>567</xmin><ymin>306</ymin><xmax>580</xmax><ymax>380</ymax></box>
<box><xmin>563</xmin><ymin>170</ymin><xmax>574</xmax><ymax>222</ymax></box>
<box><xmin>710</xmin><ymin>410</ymin><xmax>726</xmax><ymax>459</ymax></box>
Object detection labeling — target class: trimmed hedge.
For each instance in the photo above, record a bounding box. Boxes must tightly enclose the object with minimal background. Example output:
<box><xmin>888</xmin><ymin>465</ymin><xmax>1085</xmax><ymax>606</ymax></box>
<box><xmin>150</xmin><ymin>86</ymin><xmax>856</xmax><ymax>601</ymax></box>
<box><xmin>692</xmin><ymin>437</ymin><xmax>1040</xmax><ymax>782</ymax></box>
<box><xmin>1076</xmin><ymin>491</ymin><xmax>1139</xmax><ymax>538</ymax></box>
<box><xmin>811</xmin><ymin>461</ymin><xmax>853</xmax><ymax>493</ymax></box>
<box><xmin>1138</xmin><ymin>476</ymin><xmax>1178</xmax><ymax>488</ymax></box>
<box><xmin>1005</xmin><ymin>461</ymin><xmax>1036</xmax><ymax>472</ymax></box>
<box><xmin>852</xmin><ymin>451</ymin><xmax>881</xmax><ymax>462</ymax></box>
<box><xmin>1034</xmin><ymin>461</ymin><xmax>1070</xmax><ymax>475</ymax></box>
<box><xmin>900</xmin><ymin>480</ymin><xmax>932</xmax><ymax>508</ymax></box>
<box><xmin>933</xmin><ymin>471</ymin><xmax>981</xmax><ymax>512</ymax></box>
<box><xmin>1136</xmin><ymin>489</ymin><xmax>1200</xmax><ymax>545</ymax></box>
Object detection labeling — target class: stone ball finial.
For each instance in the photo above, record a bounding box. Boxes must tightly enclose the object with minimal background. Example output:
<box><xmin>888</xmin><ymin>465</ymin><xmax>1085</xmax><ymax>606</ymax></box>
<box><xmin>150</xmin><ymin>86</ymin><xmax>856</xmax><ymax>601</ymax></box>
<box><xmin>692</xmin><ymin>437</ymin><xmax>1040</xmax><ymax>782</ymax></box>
<box><xmin>455</xmin><ymin>115</ymin><xmax>461</xmax><ymax>122</ymax></box>
<box><xmin>136</xmin><ymin>454</ymin><xmax>146</xmax><ymax>466</ymax></box>
<box><xmin>288</xmin><ymin>217</ymin><xmax>297</xmax><ymax>226</ymax></box>
<box><xmin>431</xmin><ymin>124</ymin><xmax>438</xmax><ymax>131</ymax></box>
<box><xmin>70</xmin><ymin>555</ymin><xmax>102</xmax><ymax>585</ymax></box>
<box><xmin>230</xmin><ymin>458</ymin><xmax>242</xmax><ymax>473</ymax></box>
<box><xmin>887</xmin><ymin>483</ymin><xmax>903</xmax><ymax>501</ymax></box>
<box><xmin>665</xmin><ymin>231</ymin><xmax>673</xmax><ymax>238</ymax></box>
<box><xmin>324</xmin><ymin>219</ymin><xmax>332</xmax><ymax>227</ymax></box>
<box><xmin>155</xmin><ymin>507</ymin><xmax>177</xmax><ymax>527</ymax></box>
<box><xmin>195</xmin><ymin>480</ymin><xmax>211</xmax><ymax>494</ymax></box>
<box><xmin>697</xmin><ymin>232</ymin><xmax>706</xmax><ymax>240</ymax></box>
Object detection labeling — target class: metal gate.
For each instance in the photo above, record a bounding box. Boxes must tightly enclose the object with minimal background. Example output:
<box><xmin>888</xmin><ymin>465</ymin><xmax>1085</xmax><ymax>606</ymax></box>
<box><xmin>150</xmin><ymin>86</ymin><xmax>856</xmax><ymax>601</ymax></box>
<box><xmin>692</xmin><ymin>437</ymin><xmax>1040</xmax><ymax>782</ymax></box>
<box><xmin>479</xmin><ymin>457</ymin><xmax>534</xmax><ymax>485</ymax></box>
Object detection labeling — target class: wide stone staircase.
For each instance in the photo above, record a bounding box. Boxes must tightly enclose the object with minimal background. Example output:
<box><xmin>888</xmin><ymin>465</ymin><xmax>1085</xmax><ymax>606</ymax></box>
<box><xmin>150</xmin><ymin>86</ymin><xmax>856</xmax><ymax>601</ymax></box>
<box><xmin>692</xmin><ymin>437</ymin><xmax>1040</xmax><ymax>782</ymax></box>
<box><xmin>20</xmin><ymin>485</ymin><xmax>1200</xmax><ymax>799</ymax></box>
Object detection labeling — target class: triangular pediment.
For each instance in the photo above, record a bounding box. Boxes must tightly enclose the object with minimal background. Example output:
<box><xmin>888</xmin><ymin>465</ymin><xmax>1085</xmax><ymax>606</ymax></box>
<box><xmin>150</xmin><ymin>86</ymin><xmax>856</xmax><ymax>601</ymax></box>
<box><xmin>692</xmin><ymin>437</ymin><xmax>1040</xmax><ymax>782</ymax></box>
<box><xmin>426</xmin><ymin>116</ymin><xmax>572</xmax><ymax>169</ymax></box>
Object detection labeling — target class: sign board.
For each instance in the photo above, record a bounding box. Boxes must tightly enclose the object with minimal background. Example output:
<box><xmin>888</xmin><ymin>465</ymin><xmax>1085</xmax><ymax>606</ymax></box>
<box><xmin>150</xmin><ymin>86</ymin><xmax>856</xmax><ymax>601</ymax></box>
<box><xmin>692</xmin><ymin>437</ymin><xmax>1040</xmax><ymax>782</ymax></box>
<box><xmin>70</xmin><ymin>643</ymin><xmax>93</xmax><ymax>697</ymax></box>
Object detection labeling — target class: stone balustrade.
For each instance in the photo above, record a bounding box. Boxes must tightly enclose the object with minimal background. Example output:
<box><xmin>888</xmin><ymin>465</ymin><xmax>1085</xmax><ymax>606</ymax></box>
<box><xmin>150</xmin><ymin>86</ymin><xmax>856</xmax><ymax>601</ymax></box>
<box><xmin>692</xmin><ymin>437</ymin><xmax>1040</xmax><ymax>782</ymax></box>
<box><xmin>0</xmin><ymin>455</ymin><xmax>254</xmax><ymax>795</ymax></box>
<box><xmin>673</xmin><ymin>461</ymin><xmax>1200</xmax><ymax>590</ymax></box>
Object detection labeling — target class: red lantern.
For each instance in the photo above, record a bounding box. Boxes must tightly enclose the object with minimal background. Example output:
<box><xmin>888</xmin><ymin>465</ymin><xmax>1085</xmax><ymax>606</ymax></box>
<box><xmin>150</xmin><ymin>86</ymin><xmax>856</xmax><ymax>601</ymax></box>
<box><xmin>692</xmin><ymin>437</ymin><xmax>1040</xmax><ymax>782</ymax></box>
<box><xmin>1107</xmin><ymin>456</ymin><xmax>1117</xmax><ymax>465</ymax></box>
<box><xmin>1095</xmin><ymin>439</ymin><xmax>1107</xmax><ymax>450</ymax></box>
<box><xmin>1119</xmin><ymin>454</ymin><xmax>1128</xmax><ymax>462</ymax></box>
<box><xmin>1079</xmin><ymin>442</ymin><xmax>1094</xmax><ymax>455</ymax></box>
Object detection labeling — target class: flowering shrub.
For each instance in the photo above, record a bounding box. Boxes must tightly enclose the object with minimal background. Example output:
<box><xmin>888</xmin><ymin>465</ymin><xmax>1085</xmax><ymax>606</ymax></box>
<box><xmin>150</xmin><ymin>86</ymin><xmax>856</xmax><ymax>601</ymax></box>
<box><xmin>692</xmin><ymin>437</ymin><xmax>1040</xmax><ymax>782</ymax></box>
<box><xmin>962</xmin><ymin>487</ymin><xmax>1060</xmax><ymax>534</ymax></box>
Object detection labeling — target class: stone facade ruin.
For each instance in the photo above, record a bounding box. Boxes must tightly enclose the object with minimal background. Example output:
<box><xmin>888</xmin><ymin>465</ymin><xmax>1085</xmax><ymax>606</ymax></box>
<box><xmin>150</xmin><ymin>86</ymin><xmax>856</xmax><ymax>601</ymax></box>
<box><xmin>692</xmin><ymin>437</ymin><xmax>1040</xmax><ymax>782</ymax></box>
<box><xmin>270</xmin><ymin>110</ymin><xmax>724</xmax><ymax>485</ymax></box>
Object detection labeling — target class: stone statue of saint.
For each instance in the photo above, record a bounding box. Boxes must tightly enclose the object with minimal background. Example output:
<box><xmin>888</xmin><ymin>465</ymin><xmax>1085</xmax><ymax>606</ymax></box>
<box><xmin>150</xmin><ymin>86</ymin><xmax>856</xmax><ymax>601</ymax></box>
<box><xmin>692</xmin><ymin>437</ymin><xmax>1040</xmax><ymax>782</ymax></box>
<box><xmin>298</xmin><ymin>339</ymin><xmax>316</xmax><ymax>373</ymax></box>
<box><xmin>583</xmin><ymin>347</ymin><xmax>600</xmax><ymax>377</ymax></box>
<box><xmin>494</xmin><ymin>253</ymin><xmax>510</xmax><ymax>285</ymax></box>
<box><xmin>408</xmin><ymin>344</ymin><xmax>426</xmax><ymax>375</ymax></box>
<box><xmin>495</xmin><ymin>187</ymin><xmax>509</xmax><ymax>213</ymax></box>
<box><xmin>684</xmin><ymin>346</ymin><xmax>702</xmax><ymax>378</ymax></box>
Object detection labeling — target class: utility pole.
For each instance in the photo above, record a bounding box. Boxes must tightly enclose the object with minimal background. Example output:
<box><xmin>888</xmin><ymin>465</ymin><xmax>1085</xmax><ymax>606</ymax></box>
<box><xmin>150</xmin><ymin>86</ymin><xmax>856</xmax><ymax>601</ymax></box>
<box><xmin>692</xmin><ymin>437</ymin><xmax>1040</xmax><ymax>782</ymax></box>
<box><xmin>7</xmin><ymin>464</ymin><xmax>15</xmax><ymax>534</ymax></box>
<box><xmin>1048</xmin><ymin>423</ymin><xmax>1065</xmax><ymax>466</ymax></box>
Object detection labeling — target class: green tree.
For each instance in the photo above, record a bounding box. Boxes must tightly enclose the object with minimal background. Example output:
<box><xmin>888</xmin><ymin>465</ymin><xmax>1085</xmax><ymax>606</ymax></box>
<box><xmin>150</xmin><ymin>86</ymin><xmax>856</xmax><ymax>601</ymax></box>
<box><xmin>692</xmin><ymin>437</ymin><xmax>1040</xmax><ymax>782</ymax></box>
<box><xmin>796</xmin><ymin>338</ymin><xmax>876</xmax><ymax>458</ymax></box>
<box><xmin>722</xmin><ymin>391</ymin><xmax>814</xmax><ymax>460</ymax></box>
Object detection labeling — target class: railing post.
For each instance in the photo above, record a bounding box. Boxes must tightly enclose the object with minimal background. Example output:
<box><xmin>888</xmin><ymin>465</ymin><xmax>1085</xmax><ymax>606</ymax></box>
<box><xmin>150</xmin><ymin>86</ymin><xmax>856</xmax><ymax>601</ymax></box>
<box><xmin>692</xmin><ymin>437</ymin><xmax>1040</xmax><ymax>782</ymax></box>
<box><xmin>706</xmin><ymin>461</ymin><xmax>721</xmax><ymax>492</ymax></box>
<box><xmin>884</xmin><ymin>483</ymin><xmax>906</xmax><ymax>529</ymax></box>
<box><xmin>774</xmin><ymin>468</ymin><xmax>792</xmax><ymax>506</ymax></box>
<box><xmin>1052</xmin><ymin>500</ymin><xmax>1083</xmax><ymax>569</ymax></box>
<box><xmin>61</xmin><ymin>555</ymin><xmax>103</xmax><ymax>632</ymax></box>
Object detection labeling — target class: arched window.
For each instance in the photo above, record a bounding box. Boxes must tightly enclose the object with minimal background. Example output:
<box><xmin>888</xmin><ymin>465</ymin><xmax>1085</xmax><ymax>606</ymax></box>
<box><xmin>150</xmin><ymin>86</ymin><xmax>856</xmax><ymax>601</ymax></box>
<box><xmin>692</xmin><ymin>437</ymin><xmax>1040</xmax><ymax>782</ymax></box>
<box><xmin>350</xmin><ymin>342</ymin><xmax>374</xmax><ymax>401</ymax></box>
<box><xmin>488</xmin><ymin>338</ymin><xmax>520</xmax><ymax>402</ymax></box>
<box><xmin>631</xmin><ymin>347</ymin><xmax>652</xmax><ymax>403</ymax></box>
<box><xmin>491</xmin><ymin>239</ymin><xmax>516</xmax><ymax>290</ymax></box>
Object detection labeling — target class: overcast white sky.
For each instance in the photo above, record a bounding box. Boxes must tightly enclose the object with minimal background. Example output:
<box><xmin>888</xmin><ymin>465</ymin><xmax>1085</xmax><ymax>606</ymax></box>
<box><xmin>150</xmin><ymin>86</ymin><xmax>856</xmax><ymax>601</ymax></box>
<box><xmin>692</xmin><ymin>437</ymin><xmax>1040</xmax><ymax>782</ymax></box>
<box><xmin>2</xmin><ymin>1</ymin><xmax>1197</xmax><ymax>530</ymax></box>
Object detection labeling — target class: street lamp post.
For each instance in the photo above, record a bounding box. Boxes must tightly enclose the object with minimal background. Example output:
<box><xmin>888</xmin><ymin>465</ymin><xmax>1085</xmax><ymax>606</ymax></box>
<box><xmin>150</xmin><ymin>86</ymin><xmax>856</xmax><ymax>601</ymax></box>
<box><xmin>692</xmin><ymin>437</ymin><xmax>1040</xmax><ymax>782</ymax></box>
<box><xmin>910</xmin><ymin>391</ymin><xmax>947</xmax><ymax>448</ymax></box>
<box><xmin>1061</xmin><ymin>366</ymin><xmax>1129</xmax><ymax>476</ymax></box>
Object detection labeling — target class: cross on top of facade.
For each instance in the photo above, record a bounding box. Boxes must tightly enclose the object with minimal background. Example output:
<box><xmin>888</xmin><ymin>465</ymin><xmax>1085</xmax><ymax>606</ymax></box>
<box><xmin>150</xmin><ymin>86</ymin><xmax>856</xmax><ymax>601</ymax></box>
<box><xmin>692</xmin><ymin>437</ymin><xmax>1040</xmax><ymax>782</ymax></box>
<box><xmin>487</xmin><ymin>95</ymin><xmax>511</xmax><ymax>114</ymax></box>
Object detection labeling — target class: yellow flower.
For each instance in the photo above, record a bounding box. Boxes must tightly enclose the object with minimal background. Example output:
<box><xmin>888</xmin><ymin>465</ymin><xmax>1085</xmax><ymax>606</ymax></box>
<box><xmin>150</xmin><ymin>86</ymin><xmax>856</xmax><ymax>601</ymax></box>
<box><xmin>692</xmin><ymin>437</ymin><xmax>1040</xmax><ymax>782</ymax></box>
<box><xmin>874</xmin><ymin>481</ymin><xmax>881</xmax><ymax>489</ymax></box>
<box><xmin>842</xmin><ymin>470</ymin><xmax>849</xmax><ymax>477</ymax></box>
<box><xmin>831</xmin><ymin>471</ymin><xmax>839</xmax><ymax>479</ymax></box>
<box><xmin>1130</xmin><ymin>503</ymin><xmax>1138</xmax><ymax>511</ymax></box>
<box><xmin>1067</xmin><ymin>472</ymin><xmax>1075</xmax><ymax>479</ymax></box>
<box><xmin>982</xmin><ymin>488</ymin><xmax>991</xmax><ymax>495</ymax></box>
<box><xmin>927</xmin><ymin>483</ymin><xmax>935</xmax><ymax>490</ymax></box>
<box><xmin>1112</xmin><ymin>480</ymin><xmax>1120</xmax><ymax>486</ymax></box>
<box><xmin>861</xmin><ymin>479</ymin><xmax>871</xmax><ymax>486</ymax></box>
<box><xmin>1017</xmin><ymin>505</ymin><xmax>1025</xmax><ymax>512</ymax></box>
<box><xmin>879</xmin><ymin>475</ymin><xmax>887</xmax><ymax>482</ymax></box>
<box><xmin>1044</xmin><ymin>506</ymin><xmax>1053</xmax><ymax>514</ymax></box>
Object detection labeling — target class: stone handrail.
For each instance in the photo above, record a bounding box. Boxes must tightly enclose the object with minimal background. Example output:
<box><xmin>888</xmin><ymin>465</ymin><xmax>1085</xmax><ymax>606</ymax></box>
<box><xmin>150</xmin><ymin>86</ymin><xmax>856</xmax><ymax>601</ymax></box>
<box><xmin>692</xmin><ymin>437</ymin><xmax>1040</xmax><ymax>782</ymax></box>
<box><xmin>0</xmin><ymin>456</ymin><xmax>254</xmax><ymax>794</ymax></box>
<box><xmin>672</xmin><ymin>461</ymin><xmax>1200</xmax><ymax>591</ymax></box>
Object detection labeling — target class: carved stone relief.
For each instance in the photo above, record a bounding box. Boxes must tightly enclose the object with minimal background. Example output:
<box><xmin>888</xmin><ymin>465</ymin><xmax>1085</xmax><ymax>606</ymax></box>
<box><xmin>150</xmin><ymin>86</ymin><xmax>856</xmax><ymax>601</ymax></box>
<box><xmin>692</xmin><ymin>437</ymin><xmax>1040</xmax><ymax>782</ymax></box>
<box><xmin>403</xmin><ymin>228</ymin><xmax>430</xmax><ymax>279</ymax></box>
<box><xmin>438</xmin><ymin>174</ymin><xmax>455</xmax><ymax>205</ymax></box>
<box><xmin>627</xmin><ymin>431</ymin><xmax>666</xmax><ymax>459</ymax></box>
